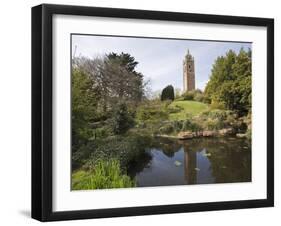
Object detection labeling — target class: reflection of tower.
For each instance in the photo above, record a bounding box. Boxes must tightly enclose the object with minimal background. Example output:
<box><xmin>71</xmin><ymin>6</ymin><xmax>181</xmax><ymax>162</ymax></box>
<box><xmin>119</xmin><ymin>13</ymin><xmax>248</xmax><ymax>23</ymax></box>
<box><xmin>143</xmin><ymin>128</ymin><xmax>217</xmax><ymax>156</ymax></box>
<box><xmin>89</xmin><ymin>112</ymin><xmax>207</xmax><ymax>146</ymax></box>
<box><xmin>183</xmin><ymin>49</ymin><xmax>195</xmax><ymax>92</ymax></box>
<box><xmin>183</xmin><ymin>147</ymin><xmax>197</xmax><ymax>184</ymax></box>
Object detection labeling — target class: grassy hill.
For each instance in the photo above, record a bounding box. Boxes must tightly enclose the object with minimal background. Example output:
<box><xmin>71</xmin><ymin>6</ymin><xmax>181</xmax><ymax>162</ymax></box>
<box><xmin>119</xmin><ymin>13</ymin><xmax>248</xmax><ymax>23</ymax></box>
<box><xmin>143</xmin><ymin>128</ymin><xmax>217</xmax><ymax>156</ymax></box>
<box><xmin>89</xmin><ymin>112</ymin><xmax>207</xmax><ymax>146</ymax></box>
<box><xmin>168</xmin><ymin>100</ymin><xmax>208</xmax><ymax>120</ymax></box>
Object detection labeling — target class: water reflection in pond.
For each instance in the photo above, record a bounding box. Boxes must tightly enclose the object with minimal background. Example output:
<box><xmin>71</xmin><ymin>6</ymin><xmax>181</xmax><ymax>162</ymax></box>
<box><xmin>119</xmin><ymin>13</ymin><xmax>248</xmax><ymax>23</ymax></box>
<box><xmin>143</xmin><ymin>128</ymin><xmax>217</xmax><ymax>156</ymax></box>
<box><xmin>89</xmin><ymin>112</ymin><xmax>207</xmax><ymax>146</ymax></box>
<box><xmin>128</xmin><ymin>137</ymin><xmax>251</xmax><ymax>187</ymax></box>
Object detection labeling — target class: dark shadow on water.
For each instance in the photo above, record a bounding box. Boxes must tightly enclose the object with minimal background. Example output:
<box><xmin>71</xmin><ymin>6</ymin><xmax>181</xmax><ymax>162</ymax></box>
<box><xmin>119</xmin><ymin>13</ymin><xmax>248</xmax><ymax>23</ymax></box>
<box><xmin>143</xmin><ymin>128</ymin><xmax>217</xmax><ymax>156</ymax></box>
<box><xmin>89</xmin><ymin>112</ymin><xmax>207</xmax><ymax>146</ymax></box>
<box><xmin>127</xmin><ymin>151</ymin><xmax>152</xmax><ymax>178</ymax></box>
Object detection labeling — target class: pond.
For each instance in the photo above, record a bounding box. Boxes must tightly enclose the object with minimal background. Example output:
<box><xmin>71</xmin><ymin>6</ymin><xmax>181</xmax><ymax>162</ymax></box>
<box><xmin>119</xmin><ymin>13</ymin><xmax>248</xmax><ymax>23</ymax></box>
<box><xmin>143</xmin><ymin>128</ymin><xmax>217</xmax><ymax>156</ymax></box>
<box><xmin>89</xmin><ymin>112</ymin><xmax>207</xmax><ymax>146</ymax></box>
<box><xmin>128</xmin><ymin>137</ymin><xmax>251</xmax><ymax>187</ymax></box>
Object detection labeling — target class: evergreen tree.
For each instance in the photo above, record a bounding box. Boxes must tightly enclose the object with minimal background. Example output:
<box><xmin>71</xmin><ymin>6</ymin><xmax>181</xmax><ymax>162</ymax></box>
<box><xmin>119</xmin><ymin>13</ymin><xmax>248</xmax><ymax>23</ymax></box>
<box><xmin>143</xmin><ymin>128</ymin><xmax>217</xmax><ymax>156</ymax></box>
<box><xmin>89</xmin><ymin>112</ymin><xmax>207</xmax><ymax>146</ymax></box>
<box><xmin>112</xmin><ymin>102</ymin><xmax>134</xmax><ymax>134</ymax></box>
<box><xmin>161</xmin><ymin>85</ymin><xmax>175</xmax><ymax>101</ymax></box>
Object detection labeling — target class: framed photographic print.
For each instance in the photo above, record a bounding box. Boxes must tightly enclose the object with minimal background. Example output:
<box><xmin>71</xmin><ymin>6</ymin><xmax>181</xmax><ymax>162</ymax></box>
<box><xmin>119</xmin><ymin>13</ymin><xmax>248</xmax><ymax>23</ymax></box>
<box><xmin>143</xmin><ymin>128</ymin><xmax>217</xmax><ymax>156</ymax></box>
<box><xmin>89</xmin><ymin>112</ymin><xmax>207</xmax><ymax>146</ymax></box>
<box><xmin>32</xmin><ymin>4</ymin><xmax>274</xmax><ymax>221</ymax></box>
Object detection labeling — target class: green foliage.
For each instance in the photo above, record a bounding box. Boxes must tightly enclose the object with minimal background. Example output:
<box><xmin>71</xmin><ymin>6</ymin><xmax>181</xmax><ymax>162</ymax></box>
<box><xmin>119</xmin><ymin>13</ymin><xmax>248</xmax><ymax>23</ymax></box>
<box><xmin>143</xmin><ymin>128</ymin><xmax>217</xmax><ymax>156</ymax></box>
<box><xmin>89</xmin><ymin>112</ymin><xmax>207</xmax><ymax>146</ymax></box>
<box><xmin>197</xmin><ymin>109</ymin><xmax>238</xmax><ymax>130</ymax></box>
<box><xmin>111</xmin><ymin>102</ymin><xmax>134</xmax><ymax>135</ymax></box>
<box><xmin>72</xmin><ymin>68</ymin><xmax>100</xmax><ymax>151</ymax></box>
<box><xmin>105</xmin><ymin>52</ymin><xmax>144</xmax><ymax>103</ymax></box>
<box><xmin>182</xmin><ymin>89</ymin><xmax>204</xmax><ymax>102</ymax></box>
<box><xmin>136</xmin><ymin>100</ymin><xmax>169</xmax><ymax>123</ymax></box>
<box><xmin>94</xmin><ymin>126</ymin><xmax>112</xmax><ymax>139</ymax></box>
<box><xmin>158</xmin><ymin>120</ymin><xmax>185</xmax><ymax>134</ymax></box>
<box><xmin>161</xmin><ymin>85</ymin><xmax>175</xmax><ymax>101</ymax></box>
<box><xmin>166</xmin><ymin>104</ymin><xmax>184</xmax><ymax>114</ymax></box>
<box><xmin>157</xmin><ymin>110</ymin><xmax>245</xmax><ymax>134</ymax></box>
<box><xmin>158</xmin><ymin>118</ymin><xmax>203</xmax><ymax>135</ymax></box>
<box><xmin>205</xmin><ymin>118</ymin><xmax>225</xmax><ymax>130</ymax></box>
<box><xmin>156</xmin><ymin>109</ymin><xmax>240</xmax><ymax>136</ymax></box>
<box><xmin>183</xmin><ymin>92</ymin><xmax>194</xmax><ymax>100</ymax></box>
<box><xmin>182</xmin><ymin>119</ymin><xmax>202</xmax><ymax>131</ymax></box>
<box><xmin>172</xmin><ymin>120</ymin><xmax>184</xmax><ymax>132</ymax></box>
<box><xmin>72</xmin><ymin>52</ymin><xmax>148</xmax><ymax>170</ymax></box>
<box><xmin>204</xmin><ymin>48</ymin><xmax>252</xmax><ymax>116</ymax></box>
<box><xmin>209</xmin><ymin>101</ymin><xmax>225</xmax><ymax>110</ymax></box>
<box><xmin>77</xmin><ymin>134</ymin><xmax>152</xmax><ymax>172</ymax></box>
<box><xmin>136</xmin><ymin>100</ymin><xmax>208</xmax><ymax>134</ymax></box>
<box><xmin>194</xmin><ymin>92</ymin><xmax>204</xmax><ymax>102</ymax></box>
<box><xmin>159</xmin><ymin>124</ymin><xmax>174</xmax><ymax>134</ymax></box>
<box><xmin>107</xmin><ymin>52</ymin><xmax>138</xmax><ymax>73</ymax></box>
<box><xmin>200</xmin><ymin>109</ymin><xmax>231</xmax><ymax>121</ymax></box>
<box><xmin>72</xmin><ymin>159</ymin><xmax>135</xmax><ymax>190</ymax></box>
<box><xmin>73</xmin><ymin>53</ymin><xmax>145</xmax><ymax>116</ymax></box>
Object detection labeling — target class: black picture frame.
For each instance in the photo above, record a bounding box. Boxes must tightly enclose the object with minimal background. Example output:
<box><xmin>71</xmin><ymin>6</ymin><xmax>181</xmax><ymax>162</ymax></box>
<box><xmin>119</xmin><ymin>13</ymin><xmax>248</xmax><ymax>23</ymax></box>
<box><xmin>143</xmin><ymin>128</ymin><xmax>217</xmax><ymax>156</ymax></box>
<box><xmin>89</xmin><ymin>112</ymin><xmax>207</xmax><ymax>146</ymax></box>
<box><xmin>32</xmin><ymin>3</ymin><xmax>274</xmax><ymax>222</ymax></box>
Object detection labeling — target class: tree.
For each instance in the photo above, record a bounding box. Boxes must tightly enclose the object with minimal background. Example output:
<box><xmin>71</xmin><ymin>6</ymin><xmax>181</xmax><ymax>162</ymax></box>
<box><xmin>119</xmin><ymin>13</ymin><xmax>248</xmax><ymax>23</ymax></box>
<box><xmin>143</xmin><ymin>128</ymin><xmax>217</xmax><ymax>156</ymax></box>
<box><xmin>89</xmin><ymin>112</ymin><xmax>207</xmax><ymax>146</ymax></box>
<box><xmin>72</xmin><ymin>68</ymin><xmax>100</xmax><ymax>149</ymax></box>
<box><xmin>73</xmin><ymin>53</ymin><xmax>146</xmax><ymax>115</ymax></box>
<box><xmin>161</xmin><ymin>85</ymin><xmax>175</xmax><ymax>101</ymax></box>
<box><xmin>107</xmin><ymin>52</ymin><xmax>138</xmax><ymax>72</ymax></box>
<box><xmin>106</xmin><ymin>52</ymin><xmax>144</xmax><ymax>103</ymax></box>
<box><xmin>204</xmin><ymin>48</ymin><xmax>252</xmax><ymax>116</ymax></box>
<box><xmin>111</xmin><ymin>102</ymin><xmax>134</xmax><ymax>134</ymax></box>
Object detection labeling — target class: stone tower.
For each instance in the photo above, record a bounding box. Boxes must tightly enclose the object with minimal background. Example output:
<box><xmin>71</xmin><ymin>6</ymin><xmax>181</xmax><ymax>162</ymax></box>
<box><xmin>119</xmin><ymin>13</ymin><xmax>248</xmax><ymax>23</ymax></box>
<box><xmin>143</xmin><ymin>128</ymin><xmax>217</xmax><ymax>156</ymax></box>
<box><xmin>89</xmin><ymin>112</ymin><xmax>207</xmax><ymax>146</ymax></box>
<box><xmin>183</xmin><ymin>49</ymin><xmax>195</xmax><ymax>92</ymax></box>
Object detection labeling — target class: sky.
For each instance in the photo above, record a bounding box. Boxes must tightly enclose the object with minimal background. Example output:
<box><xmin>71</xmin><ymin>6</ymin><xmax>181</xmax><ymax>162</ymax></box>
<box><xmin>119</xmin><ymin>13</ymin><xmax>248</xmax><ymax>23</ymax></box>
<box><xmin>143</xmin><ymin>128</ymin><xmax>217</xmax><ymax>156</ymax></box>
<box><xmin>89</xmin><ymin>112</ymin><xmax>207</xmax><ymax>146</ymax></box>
<box><xmin>72</xmin><ymin>34</ymin><xmax>251</xmax><ymax>93</ymax></box>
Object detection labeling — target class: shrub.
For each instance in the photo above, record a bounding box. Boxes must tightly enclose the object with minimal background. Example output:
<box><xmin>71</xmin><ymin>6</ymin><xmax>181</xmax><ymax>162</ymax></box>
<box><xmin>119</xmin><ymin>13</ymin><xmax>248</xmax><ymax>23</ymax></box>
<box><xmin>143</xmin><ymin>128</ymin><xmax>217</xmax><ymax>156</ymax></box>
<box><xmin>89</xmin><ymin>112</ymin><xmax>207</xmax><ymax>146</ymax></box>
<box><xmin>200</xmin><ymin>109</ymin><xmax>228</xmax><ymax>121</ymax></box>
<box><xmin>158</xmin><ymin>121</ymin><xmax>186</xmax><ymax>134</ymax></box>
<box><xmin>94</xmin><ymin>126</ymin><xmax>112</xmax><ymax>139</ymax></box>
<box><xmin>198</xmin><ymin>109</ymin><xmax>239</xmax><ymax>130</ymax></box>
<box><xmin>159</xmin><ymin>124</ymin><xmax>174</xmax><ymax>134</ymax></box>
<box><xmin>183</xmin><ymin>92</ymin><xmax>194</xmax><ymax>100</ymax></box>
<box><xmin>182</xmin><ymin>119</ymin><xmax>194</xmax><ymax>131</ymax></box>
<box><xmin>72</xmin><ymin>143</ymin><xmax>93</xmax><ymax>170</ymax></box>
<box><xmin>182</xmin><ymin>119</ymin><xmax>201</xmax><ymax>131</ymax></box>
<box><xmin>182</xmin><ymin>89</ymin><xmax>204</xmax><ymax>101</ymax></box>
<box><xmin>194</xmin><ymin>92</ymin><xmax>204</xmax><ymax>102</ymax></box>
<box><xmin>203</xmin><ymin>96</ymin><xmax>211</xmax><ymax>104</ymax></box>
<box><xmin>161</xmin><ymin>85</ymin><xmax>175</xmax><ymax>101</ymax></box>
<box><xmin>173</xmin><ymin>120</ymin><xmax>184</xmax><ymax>132</ymax></box>
<box><xmin>231</xmin><ymin>118</ymin><xmax>247</xmax><ymax>133</ymax></box>
<box><xmin>210</xmin><ymin>101</ymin><xmax>225</xmax><ymax>110</ymax></box>
<box><xmin>204</xmin><ymin>118</ymin><xmax>225</xmax><ymax>130</ymax></box>
<box><xmin>136</xmin><ymin>101</ymin><xmax>169</xmax><ymax>123</ymax></box>
<box><xmin>72</xmin><ymin>159</ymin><xmax>135</xmax><ymax>190</ymax></box>
<box><xmin>82</xmin><ymin>134</ymin><xmax>152</xmax><ymax>171</ymax></box>
<box><xmin>167</xmin><ymin>105</ymin><xmax>184</xmax><ymax>114</ymax></box>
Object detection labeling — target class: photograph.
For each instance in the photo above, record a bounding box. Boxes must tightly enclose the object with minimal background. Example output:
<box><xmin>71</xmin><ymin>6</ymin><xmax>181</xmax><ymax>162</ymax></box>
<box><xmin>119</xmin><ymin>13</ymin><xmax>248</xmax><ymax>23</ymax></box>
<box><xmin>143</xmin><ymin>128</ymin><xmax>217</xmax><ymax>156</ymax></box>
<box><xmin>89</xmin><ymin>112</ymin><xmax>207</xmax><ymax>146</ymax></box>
<box><xmin>30</xmin><ymin>3</ymin><xmax>274</xmax><ymax>221</ymax></box>
<box><xmin>71</xmin><ymin>34</ymin><xmax>252</xmax><ymax>190</ymax></box>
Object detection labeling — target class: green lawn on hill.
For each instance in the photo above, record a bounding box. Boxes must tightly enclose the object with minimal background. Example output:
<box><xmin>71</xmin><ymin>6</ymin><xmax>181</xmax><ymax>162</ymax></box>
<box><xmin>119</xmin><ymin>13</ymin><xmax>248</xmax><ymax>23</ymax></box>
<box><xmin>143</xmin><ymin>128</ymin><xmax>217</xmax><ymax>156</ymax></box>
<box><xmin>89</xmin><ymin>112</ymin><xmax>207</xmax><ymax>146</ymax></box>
<box><xmin>168</xmin><ymin>100</ymin><xmax>208</xmax><ymax>120</ymax></box>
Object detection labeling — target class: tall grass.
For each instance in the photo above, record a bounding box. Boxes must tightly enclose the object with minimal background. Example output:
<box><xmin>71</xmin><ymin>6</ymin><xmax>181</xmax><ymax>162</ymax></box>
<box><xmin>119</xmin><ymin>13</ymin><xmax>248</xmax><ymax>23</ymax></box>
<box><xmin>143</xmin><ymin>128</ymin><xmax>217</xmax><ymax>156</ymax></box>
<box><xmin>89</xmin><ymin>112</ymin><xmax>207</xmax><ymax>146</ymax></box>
<box><xmin>72</xmin><ymin>159</ymin><xmax>135</xmax><ymax>190</ymax></box>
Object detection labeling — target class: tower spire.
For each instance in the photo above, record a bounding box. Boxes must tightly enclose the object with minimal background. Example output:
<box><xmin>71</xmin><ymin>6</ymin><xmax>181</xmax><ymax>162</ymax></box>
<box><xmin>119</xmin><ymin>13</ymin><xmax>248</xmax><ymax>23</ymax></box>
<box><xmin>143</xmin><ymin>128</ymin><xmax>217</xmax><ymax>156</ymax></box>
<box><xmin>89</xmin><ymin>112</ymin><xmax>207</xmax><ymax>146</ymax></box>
<box><xmin>183</xmin><ymin>49</ymin><xmax>195</xmax><ymax>92</ymax></box>
<box><xmin>185</xmin><ymin>49</ymin><xmax>192</xmax><ymax>61</ymax></box>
